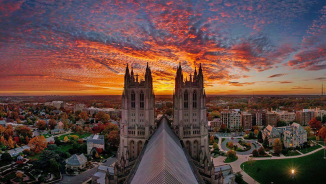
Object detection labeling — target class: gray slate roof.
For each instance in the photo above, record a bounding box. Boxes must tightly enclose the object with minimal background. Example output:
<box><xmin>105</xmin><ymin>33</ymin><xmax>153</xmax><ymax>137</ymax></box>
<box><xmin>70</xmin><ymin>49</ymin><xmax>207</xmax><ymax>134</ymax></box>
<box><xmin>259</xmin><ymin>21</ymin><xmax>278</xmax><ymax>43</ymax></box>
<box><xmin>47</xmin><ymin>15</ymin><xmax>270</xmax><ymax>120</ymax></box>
<box><xmin>131</xmin><ymin>118</ymin><xmax>198</xmax><ymax>184</ymax></box>
<box><xmin>66</xmin><ymin>154</ymin><xmax>87</xmax><ymax>166</ymax></box>
<box><xmin>87</xmin><ymin>134</ymin><xmax>105</xmax><ymax>145</ymax></box>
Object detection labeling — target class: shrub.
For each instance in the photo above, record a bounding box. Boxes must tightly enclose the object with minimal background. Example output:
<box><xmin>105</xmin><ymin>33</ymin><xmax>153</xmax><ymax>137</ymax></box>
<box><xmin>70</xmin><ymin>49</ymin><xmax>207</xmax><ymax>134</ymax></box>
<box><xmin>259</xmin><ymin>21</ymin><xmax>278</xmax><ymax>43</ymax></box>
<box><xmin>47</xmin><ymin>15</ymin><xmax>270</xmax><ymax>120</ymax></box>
<box><xmin>258</xmin><ymin>147</ymin><xmax>265</xmax><ymax>156</ymax></box>
<box><xmin>235</xmin><ymin>172</ymin><xmax>244</xmax><ymax>184</ymax></box>
<box><xmin>227</xmin><ymin>142</ymin><xmax>233</xmax><ymax>148</ymax></box>
<box><xmin>213</xmin><ymin>142</ymin><xmax>219</xmax><ymax>150</ymax></box>
<box><xmin>77</xmin><ymin>139</ymin><xmax>83</xmax><ymax>144</ymax></box>
<box><xmin>281</xmin><ymin>148</ymin><xmax>289</xmax><ymax>155</ymax></box>
<box><xmin>252</xmin><ymin>149</ymin><xmax>259</xmax><ymax>157</ymax></box>
<box><xmin>23</xmin><ymin>149</ymin><xmax>30</xmax><ymax>155</ymax></box>
<box><xmin>227</xmin><ymin>150</ymin><xmax>237</xmax><ymax>159</ymax></box>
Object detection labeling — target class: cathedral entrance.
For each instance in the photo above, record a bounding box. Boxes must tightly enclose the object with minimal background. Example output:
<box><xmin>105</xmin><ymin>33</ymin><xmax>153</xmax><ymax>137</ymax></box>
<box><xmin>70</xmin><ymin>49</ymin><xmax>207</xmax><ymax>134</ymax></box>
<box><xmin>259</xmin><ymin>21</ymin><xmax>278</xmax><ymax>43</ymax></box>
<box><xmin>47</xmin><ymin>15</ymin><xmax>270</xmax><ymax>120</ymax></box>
<box><xmin>137</xmin><ymin>141</ymin><xmax>143</xmax><ymax>156</ymax></box>
<box><xmin>193</xmin><ymin>140</ymin><xmax>199</xmax><ymax>159</ymax></box>
<box><xmin>185</xmin><ymin>140</ymin><xmax>192</xmax><ymax>157</ymax></box>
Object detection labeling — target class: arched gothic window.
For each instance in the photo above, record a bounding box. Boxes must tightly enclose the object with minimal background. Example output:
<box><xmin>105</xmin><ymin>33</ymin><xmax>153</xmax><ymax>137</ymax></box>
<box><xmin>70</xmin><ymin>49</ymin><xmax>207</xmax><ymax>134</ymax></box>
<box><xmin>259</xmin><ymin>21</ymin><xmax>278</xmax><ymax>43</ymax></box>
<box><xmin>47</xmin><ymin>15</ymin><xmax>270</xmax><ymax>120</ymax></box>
<box><xmin>140</xmin><ymin>91</ymin><xmax>144</xmax><ymax>109</ymax></box>
<box><xmin>131</xmin><ymin>91</ymin><xmax>135</xmax><ymax>108</ymax></box>
<box><xmin>193</xmin><ymin>91</ymin><xmax>197</xmax><ymax>108</ymax></box>
<box><xmin>184</xmin><ymin>91</ymin><xmax>188</xmax><ymax>109</ymax></box>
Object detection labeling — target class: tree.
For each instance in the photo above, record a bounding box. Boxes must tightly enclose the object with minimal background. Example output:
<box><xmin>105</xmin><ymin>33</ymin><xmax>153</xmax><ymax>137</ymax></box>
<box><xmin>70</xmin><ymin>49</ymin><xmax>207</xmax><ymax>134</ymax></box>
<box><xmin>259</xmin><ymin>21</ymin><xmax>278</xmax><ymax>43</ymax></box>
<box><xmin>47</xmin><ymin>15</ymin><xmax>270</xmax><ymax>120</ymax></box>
<box><xmin>213</xmin><ymin>142</ymin><xmax>219</xmax><ymax>150</ymax></box>
<box><xmin>0</xmin><ymin>135</ymin><xmax>6</xmax><ymax>146</ymax></box>
<box><xmin>209</xmin><ymin>111</ymin><xmax>220</xmax><ymax>120</ymax></box>
<box><xmin>254</xmin><ymin>129</ymin><xmax>259</xmax><ymax>136</ymax></box>
<box><xmin>16</xmin><ymin>172</ymin><xmax>23</xmax><ymax>179</ymax></box>
<box><xmin>28</xmin><ymin>135</ymin><xmax>48</xmax><ymax>153</ymax></box>
<box><xmin>95</xmin><ymin>111</ymin><xmax>110</xmax><ymax>123</ymax></box>
<box><xmin>7</xmin><ymin>136</ymin><xmax>14</xmax><ymax>149</ymax></box>
<box><xmin>319</xmin><ymin>127</ymin><xmax>326</xmax><ymax>143</ymax></box>
<box><xmin>209</xmin><ymin>135</ymin><xmax>214</xmax><ymax>144</ymax></box>
<box><xmin>96</xmin><ymin>148</ymin><xmax>103</xmax><ymax>154</ymax></box>
<box><xmin>54</xmin><ymin>137</ymin><xmax>61</xmax><ymax>145</ymax></box>
<box><xmin>79</xmin><ymin>111</ymin><xmax>89</xmax><ymax>121</ymax></box>
<box><xmin>257</xmin><ymin>131</ymin><xmax>263</xmax><ymax>143</ymax></box>
<box><xmin>15</xmin><ymin>125</ymin><xmax>32</xmax><ymax>138</ymax></box>
<box><xmin>36</xmin><ymin>120</ymin><xmax>46</xmax><ymax>130</ymax></box>
<box><xmin>277</xmin><ymin>121</ymin><xmax>287</xmax><ymax>127</ymax></box>
<box><xmin>1</xmin><ymin>152</ymin><xmax>12</xmax><ymax>162</ymax></box>
<box><xmin>252</xmin><ymin>149</ymin><xmax>259</xmax><ymax>157</ymax></box>
<box><xmin>227</xmin><ymin>150</ymin><xmax>237</xmax><ymax>159</ymax></box>
<box><xmin>63</xmin><ymin>119</ymin><xmax>69</xmax><ymax>130</ymax></box>
<box><xmin>263</xmin><ymin>136</ymin><xmax>269</xmax><ymax>148</ymax></box>
<box><xmin>227</xmin><ymin>141</ymin><xmax>234</xmax><ymax>149</ymax></box>
<box><xmin>220</xmin><ymin>124</ymin><xmax>227</xmax><ymax>132</ymax></box>
<box><xmin>304</xmin><ymin>127</ymin><xmax>313</xmax><ymax>137</ymax></box>
<box><xmin>258</xmin><ymin>147</ymin><xmax>265</xmax><ymax>156</ymax></box>
<box><xmin>309</xmin><ymin>117</ymin><xmax>322</xmax><ymax>135</ymax></box>
<box><xmin>106</xmin><ymin>130</ymin><xmax>119</xmax><ymax>147</ymax></box>
<box><xmin>102</xmin><ymin>123</ymin><xmax>119</xmax><ymax>135</ymax></box>
<box><xmin>4</xmin><ymin>125</ymin><xmax>14</xmax><ymax>139</ymax></box>
<box><xmin>64</xmin><ymin>136</ymin><xmax>69</xmax><ymax>142</ymax></box>
<box><xmin>235</xmin><ymin>172</ymin><xmax>244</xmax><ymax>184</ymax></box>
<box><xmin>70</xmin><ymin>135</ymin><xmax>79</xmax><ymax>141</ymax></box>
<box><xmin>252</xmin><ymin>125</ymin><xmax>259</xmax><ymax>131</ymax></box>
<box><xmin>245</xmin><ymin>130</ymin><xmax>250</xmax><ymax>135</ymax></box>
<box><xmin>273</xmin><ymin>138</ymin><xmax>282</xmax><ymax>155</ymax></box>
<box><xmin>48</xmin><ymin>119</ymin><xmax>57</xmax><ymax>130</ymax></box>
<box><xmin>49</xmin><ymin>158</ymin><xmax>60</xmax><ymax>172</ymax></box>
<box><xmin>0</xmin><ymin>126</ymin><xmax>5</xmax><ymax>136</ymax></box>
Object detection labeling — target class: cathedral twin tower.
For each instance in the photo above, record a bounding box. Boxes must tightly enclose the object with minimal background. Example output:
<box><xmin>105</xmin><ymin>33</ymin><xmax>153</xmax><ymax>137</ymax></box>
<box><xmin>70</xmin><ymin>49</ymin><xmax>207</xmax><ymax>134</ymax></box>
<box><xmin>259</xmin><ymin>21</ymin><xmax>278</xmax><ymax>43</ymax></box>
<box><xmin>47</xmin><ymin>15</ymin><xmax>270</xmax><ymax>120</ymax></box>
<box><xmin>117</xmin><ymin>62</ymin><xmax>211</xmax><ymax>178</ymax></box>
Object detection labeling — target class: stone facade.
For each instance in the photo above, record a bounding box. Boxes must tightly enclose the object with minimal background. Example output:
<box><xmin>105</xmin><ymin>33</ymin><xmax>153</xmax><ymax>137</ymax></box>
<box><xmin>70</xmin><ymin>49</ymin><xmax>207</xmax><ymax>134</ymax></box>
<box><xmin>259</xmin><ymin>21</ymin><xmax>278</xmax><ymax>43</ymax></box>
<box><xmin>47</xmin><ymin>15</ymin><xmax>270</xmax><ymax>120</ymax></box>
<box><xmin>87</xmin><ymin>135</ymin><xmax>105</xmax><ymax>154</ymax></box>
<box><xmin>221</xmin><ymin>109</ymin><xmax>241</xmax><ymax>131</ymax></box>
<box><xmin>262</xmin><ymin>123</ymin><xmax>307</xmax><ymax>148</ymax></box>
<box><xmin>241</xmin><ymin>112</ymin><xmax>252</xmax><ymax>130</ymax></box>
<box><xmin>295</xmin><ymin>109</ymin><xmax>314</xmax><ymax>126</ymax></box>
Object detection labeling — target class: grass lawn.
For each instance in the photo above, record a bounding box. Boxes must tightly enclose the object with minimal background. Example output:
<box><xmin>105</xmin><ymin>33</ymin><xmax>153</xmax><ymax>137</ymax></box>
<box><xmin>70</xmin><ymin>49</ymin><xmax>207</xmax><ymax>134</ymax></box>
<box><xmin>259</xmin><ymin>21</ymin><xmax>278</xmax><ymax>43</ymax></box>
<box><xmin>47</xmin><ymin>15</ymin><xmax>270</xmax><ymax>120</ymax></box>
<box><xmin>3</xmin><ymin>172</ymin><xmax>16</xmax><ymax>182</ymax></box>
<box><xmin>242</xmin><ymin>150</ymin><xmax>326</xmax><ymax>184</ymax></box>
<box><xmin>284</xmin><ymin>150</ymin><xmax>301</xmax><ymax>157</ymax></box>
<box><xmin>41</xmin><ymin>133</ymin><xmax>52</xmax><ymax>138</ymax></box>
<box><xmin>224</xmin><ymin>156</ymin><xmax>238</xmax><ymax>163</ymax></box>
<box><xmin>299</xmin><ymin>144</ymin><xmax>322</xmax><ymax>154</ymax></box>
<box><xmin>307</xmin><ymin>136</ymin><xmax>324</xmax><ymax>141</ymax></box>
<box><xmin>58</xmin><ymin>144</ymin><xmax>73</xmax><ymax>152</ymax></box>
<box><xmin>27</xmin><ymin>153</ymin><xmax>41</xmax><ymax>160</ymax></box>
<box><xmin>58</xmin><ymin>132</ymin><xmax>92</xmax><ymax>140</ymax></box>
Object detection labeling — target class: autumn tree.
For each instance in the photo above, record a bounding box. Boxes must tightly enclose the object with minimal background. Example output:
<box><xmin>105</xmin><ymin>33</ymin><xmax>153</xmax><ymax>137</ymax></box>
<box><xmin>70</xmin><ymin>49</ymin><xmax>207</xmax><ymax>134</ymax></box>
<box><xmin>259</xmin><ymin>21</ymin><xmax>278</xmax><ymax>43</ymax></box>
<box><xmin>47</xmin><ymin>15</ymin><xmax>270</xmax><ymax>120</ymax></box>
<box><xmin>106</xmin><ymin>130</ymin><xmax>119</xmax><ymax>147</ymax></box>
<box><xmin>209</xmin><ymin>111</ymin><xmax>220</xmax><ymax>120</ymax></box>
<box><xmin>227</xmin><ymin>141</ymin><xmax>234</xmax><ymax>149</ymax></box>
<box><xmin>213</xmin><ymin>142</ymin><xmax>219</xmax><ymax>150</ymax></box>
<box><xmin>210</xmin><ymin>135</ymin><xmax>215</xmax><ymax>144</ymax></box>
<box><xmin>7</xmin><ymin>136</ymin><xmax>14</xmax><ymax>149</ymax></box>
<box><xmin>0</xmin><ymin>135</ymin><xmax>6</xmax><ymax>146</ymax></box>
<box><xmin>79</xmin><ymin>111</ymin><xmax>89</xmax><ymax>121</ymax></box>
<box><xmin>63</xmin><ymin>119</ymin><xmax>69</xmax><ymax>130</ymax></box>
<box><xmin>70</xmin><ymin>135</ymin><xmax>79</xmax><ymax>141</ymax></box>
<box><xmin>253</xmin><ymin>125</ymin><xmax>259</xmax><ymax>131</ymax></box>
<box><xmin>252</xmin><ymin>149</ymin><xmax>259</xmax><ymax>157</ymax></box>
<box><xmin>0</xmin><ymin>126</ymin><xmax>5</xmax><ymax>136</ymax></box>
<box><xmin>64</xmin><ymin>136</ymin><xmax>69</xmax><ymax>142</ymax></box>
<box><xmin>48</xmin><ymin>119</ymin><xmax>57</xmax><ymax>130</ymax></box>
<box><xmin>258</xmin><ymin>147</ymin><xmax>265</xmax><ymax>156</ymax></box>
<box><xmin>15</xmin><ymin>125</ymin><xmax>32</xmax><ymax>138</ymax></box>
<box><xmin>254</xmin><ymin>129</ymin><xmax>259</xmax><ymax>136</ymax></box>
<box><xmin>245</xmin><ymin>130</ymin><xmax>250</xmax><ymax>135</ymax></box>
<box><xmin>36</xmin><ymin>120</ymin><xmax>46</xmax><ymax>130</ymax></box>
<box><xmin>220</xmin><ymin>124</ymin><xmax>227</xmax><ymax>132</ymax></box>
<box><xmin>304</xmin><ymin>127</ymin><xmax>313</xmax><ymax>137</ymax></box>
<box><xmin>227</xmin><ymin>150</ymin><xmax>237</xmax><ymax>159</ymax></box>
<box><xmin>28</xmin><ymin>135</ymin><xmax>48</xmax><ymax>153</ymax></box>
<box><xmin>93</xmin><ymin>122</ymin><xmax>106</xmax><ymax>134</ymax></box>
<box><xmin>319</xmin><ymin>127</ymin><xmax>326</xmax><ymax>143</ymax></box>
<box><xmin>95</xmin><ymin>111</ymin><xmax>110</xmax><ymax>123</ymax></box>
<box><xmin>4</xmin><ymin>125</ymin><xmax>14</xmax><ymax>139</ymax></box>
<box><xmin>309</xmin><ymin>117</ymin><xmax>322</xmax><ymax>135</ymax></box>
<box><xmin>102</xmin><ymin>123</ymin><xmax>118</xmax><ymax>135</ymax></box>
<box><xmin>273</xmin><ymin>138</ymin><xmax>282</xmax><ymax>155</ymax></box>
<box><xmin>257</xmin><ymin>131</ymin><xmax>263</xmax><ymax>143</ymax></box>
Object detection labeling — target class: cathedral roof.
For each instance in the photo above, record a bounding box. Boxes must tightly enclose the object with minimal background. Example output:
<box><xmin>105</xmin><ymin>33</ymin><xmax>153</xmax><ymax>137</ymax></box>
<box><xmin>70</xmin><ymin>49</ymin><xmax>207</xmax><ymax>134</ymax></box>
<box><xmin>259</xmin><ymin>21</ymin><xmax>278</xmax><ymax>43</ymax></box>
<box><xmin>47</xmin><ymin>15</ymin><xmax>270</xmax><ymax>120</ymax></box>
<box><xmin>130</xmin><ymin>118</ymin><xmax>199</xmax><ymax>184</ymax></box>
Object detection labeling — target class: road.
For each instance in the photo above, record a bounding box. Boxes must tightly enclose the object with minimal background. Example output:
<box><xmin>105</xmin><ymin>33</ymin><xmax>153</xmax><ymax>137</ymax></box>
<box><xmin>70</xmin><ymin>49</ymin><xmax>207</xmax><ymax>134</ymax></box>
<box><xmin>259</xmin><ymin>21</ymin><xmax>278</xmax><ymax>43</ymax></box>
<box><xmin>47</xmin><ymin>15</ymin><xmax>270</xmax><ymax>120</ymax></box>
<box><xmin>220</xmin><ymin>137</ymin><xmax>260</xmax><ymax>155</ymax></box>
<box><xmin>57</xmin><ymin>157</ymin><xmax>117</xmax><ymax>184</ymax></box>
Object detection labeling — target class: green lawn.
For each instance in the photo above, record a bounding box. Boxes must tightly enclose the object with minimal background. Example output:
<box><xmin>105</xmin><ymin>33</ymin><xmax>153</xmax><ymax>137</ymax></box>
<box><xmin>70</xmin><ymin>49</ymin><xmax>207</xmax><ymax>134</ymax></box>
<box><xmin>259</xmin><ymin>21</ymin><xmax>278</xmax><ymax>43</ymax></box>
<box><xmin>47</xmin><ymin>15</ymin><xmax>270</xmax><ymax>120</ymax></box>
<box><xmin>58</xmin><ymin>132</ymin><xmax>92</xmax><ymax>140</ymax></box>
<box><xmin>224</xmin><ymin>156</ymin><xmax>238</xmax><ymax>163</ymax></box>
<box><xmin>284</xmin><ymin>150</ymin><xmax>301</xmax><ymax>157</ymax></box>
<box><xmin>58</xmin><ymin>144</ymin><xmax>73</xmax><ymax>152</ymax></box>
<box><xmin>242</xmin><ymin>150</ymin><xmax>326</xmax><ymax>184</ymax></box>
<box><xmin>299</xmin><ymin>144</ymin><xmax>322</xmax><ymax>154</ymax></box>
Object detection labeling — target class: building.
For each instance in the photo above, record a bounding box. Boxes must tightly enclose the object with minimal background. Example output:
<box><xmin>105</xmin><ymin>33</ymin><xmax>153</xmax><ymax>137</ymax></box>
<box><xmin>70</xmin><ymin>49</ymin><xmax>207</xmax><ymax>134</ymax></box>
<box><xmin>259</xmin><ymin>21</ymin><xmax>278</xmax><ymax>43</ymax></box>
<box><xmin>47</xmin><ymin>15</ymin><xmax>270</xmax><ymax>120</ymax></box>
<box><xmin>52</xmin><ymin>101</ymin><xmax>64</xmax><ymax>109</ymax></box>
<box><xmin>74</xmin><ymin>104</ymin><xmax>87</xmax><ymax>113</ymax></box>
<box><xmin>65</xmin><ymin>154</ymin><xmax>87</xmax><ymax>173</ymax></box>
<box><xmin>296</xmin><ymin>109</ymin><xmax>315</xmax><ymax>126</ymax></box>
<box><xmin>271</xmin><ymin>110</ymin><xmax>295</xmax><ymax>122</ymax></box>
<box><xmin>108</xmin><ymin>64</ymin><xmax>234</xmax><ymax>184</ymax></box>
<box><xmin>209</xmin><ymin>118</ymin><xmax>221</xmax><ymax>131</ymax></box>
<box><xmin>221</xmin><ymin>109</ymin><xmax>241</xmax><ymax>131</ymax></box>
<box><xmin>314</xmin><ymin>108</ymin><xmax>326</xmax><ymax>122</ymax></box>
<box><xmin>241</xmin><ymin>112</ymin><xmax>252</xmax><ymax>130</ymax></box>
<box><xmin>266</xmin><ymin>111</ymin><xmax>277</xmax><ymax>127</ymax></box>
<box><xmin>262</xmin><ymin>123</ymin><xmax>307</xmax><ymax>148</ymax></box>
<box><xmin>0</xmin><ymin>120</ymin><xmax>6</xmax><ymax>127</ymax></box>
<box><xmin>87</xmin><ymin>135</ymin><xmax>105</xmax><ymax>154</ymax></box>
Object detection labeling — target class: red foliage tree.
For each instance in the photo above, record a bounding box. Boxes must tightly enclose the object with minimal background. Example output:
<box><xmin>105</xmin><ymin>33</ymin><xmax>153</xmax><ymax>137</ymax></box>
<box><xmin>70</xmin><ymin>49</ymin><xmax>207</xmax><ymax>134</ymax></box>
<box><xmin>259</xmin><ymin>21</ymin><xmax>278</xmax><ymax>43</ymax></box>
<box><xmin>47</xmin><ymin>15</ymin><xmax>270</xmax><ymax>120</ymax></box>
<box><xmin>309</xmin><ymin>118</ymin><xmax>322</xmax><ymax>135</ymax></box>
<box><xmin>36</xmin><ymin>120</ymin><xmax>46</xmax><ymax>130</ymax></box>
<box><xmin>96</xmin><ymin>148</ymin><xmax>103</xmax><ymax>154</ymax></box>
<box><xmin>48</xmin><ymin>119</ymin><xmax>57</xmax><ymax>130</ymax></box>
<box><xmin>14</xmin><ymin>136</ymin><xmax>19</xmax><ymax>143</ymax></box>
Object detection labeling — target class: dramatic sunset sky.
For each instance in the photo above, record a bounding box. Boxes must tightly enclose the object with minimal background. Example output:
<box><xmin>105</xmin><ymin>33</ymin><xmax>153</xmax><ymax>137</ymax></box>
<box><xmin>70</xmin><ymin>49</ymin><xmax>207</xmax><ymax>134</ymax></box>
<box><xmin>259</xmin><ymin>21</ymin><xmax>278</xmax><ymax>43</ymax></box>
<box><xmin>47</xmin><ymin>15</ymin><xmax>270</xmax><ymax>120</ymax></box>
<box><xmin>1</xmin><ymin>0</ymin><xmax>326</xmax><ymax>96</ymax></box>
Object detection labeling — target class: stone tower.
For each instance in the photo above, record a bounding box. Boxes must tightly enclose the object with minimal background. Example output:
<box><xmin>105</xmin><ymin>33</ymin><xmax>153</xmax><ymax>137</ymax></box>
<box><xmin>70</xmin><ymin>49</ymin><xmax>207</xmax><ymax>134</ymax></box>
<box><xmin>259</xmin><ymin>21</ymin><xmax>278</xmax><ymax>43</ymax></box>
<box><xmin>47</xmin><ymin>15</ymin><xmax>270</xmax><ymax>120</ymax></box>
<box><xmin>117</xmin><ymin>63</ymin><xmax>155</xmax><ymax>169</ymax></box>
<box><xmin>173</xmin><ymin>63</ymin><xmax>211</xmax><ymax>164</ymax></box>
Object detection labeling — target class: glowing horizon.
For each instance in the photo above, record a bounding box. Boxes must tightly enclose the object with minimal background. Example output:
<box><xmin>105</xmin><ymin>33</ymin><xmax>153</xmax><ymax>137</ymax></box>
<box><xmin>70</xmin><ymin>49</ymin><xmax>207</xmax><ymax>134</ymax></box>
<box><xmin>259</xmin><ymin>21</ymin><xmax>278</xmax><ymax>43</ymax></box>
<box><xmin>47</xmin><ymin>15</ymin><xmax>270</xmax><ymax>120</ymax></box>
<box><xmin>1</xmin><ymin>0</ymin><xmax>326</xmax><ymax>96</ymax></box>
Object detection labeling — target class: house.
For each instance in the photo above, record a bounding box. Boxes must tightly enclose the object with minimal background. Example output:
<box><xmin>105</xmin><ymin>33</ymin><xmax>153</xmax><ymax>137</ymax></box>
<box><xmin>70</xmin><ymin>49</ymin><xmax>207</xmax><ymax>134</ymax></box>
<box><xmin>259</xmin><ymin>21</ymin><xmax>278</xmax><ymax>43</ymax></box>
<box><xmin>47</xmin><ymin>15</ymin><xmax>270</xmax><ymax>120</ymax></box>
<box><xmin>262</xmin><ymin>123</ymin><xmax>307</xmax><ymax>148</ymax></box>
<box><xmin>214</xmin><ymin>164</ymin><xmax>236</xmax><ymax>184</ymax></box>
<box><xmin>76</xmin><ymin>119</ymin><xmax>86</xmax><ymax>126</ymax></box>
<box><xmin>65</xmin><ymin>154</ymin><xmax>87</xmax><ymax>172</ymax></box>
<box><xmin>87</xmin><ymin>135</ymin><xmax>105</xmax><ymax>155</ymax></box>
<box><xmin>51</xmin><ymin>125</ymin><xmax>65</xmax><ymax>135</ymax></box>
<box><xmin>0</xmin><ymin>120</ymin><xmax>6</xmax><ymax>127</ymax></box>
